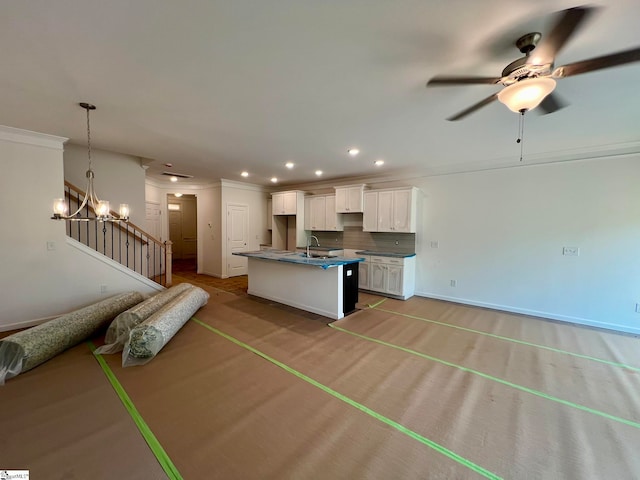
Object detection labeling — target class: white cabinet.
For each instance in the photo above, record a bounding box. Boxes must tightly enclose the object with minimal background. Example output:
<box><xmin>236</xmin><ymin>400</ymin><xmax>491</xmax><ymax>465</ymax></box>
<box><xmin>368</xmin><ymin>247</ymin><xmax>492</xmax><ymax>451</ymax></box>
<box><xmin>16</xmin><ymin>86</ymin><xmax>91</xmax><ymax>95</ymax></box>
<box><xmin>304</xmin><ymin>195</ymin><xmax>344</xmax><ymax>231</ymax></box>
<box><xmin>362</xmin><ymin>187</ymin><xmax>417</xmax><ymax>233</ymax></box>
<box><xmin>358</xmin><ymin>256</ymin><xmax>370</xmax><ymax>289</ymax></box>
<box><xmin>310</xmin><ymin>196</ymin><xmax>326</xmax><ymax>230</ymax></box>
<box><xmin>325</xmin><ymin>195</ymin><xmax>341</xmax><ymax>231</ymax></box>
<box><xmin>271</xmin><ymin>191</ymin><xmax>306</xmax><ymax>250</ymax></box>
<box><xmin>272</xmin><ymin>191</ymin><xmax>302</xmax><ymax>215</ymax></box>
<box><xmin>335</xmin><ymin>184</ymin><xmax>366</xmax><ymax>213</ymax></box>
<box><xmin>361</xmin><ymin>255</ymin><xmax>415</xmax><ymax>300</ymax></box>
<box><xmin>267</xmin><ymin>198</ymin><xmax>272</xmax><ymax>230</ymax></box>
<box><xmin>362</xmin><ymin>192</ymin><xmax>378</xmax><ymax>232</ymax></box>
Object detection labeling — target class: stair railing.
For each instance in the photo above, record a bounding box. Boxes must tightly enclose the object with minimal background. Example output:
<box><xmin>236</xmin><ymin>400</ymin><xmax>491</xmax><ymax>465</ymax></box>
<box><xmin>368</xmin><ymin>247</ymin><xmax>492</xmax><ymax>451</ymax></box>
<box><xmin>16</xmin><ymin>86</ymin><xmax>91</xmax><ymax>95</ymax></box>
<box><xmin>61</xmin><ymin>180</ymin><xmax>173</xmax><ymax>287</ymax></box>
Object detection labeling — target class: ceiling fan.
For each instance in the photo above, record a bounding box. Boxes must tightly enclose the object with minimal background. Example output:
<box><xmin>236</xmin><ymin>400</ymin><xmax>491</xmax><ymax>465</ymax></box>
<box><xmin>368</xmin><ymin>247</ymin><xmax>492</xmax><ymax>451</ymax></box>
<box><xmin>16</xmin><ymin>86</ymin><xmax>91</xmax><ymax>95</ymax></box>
<box><xmin>427</xmin><ymin>6</ymin><xmax>640</xmax><ymax>121</ymax></box>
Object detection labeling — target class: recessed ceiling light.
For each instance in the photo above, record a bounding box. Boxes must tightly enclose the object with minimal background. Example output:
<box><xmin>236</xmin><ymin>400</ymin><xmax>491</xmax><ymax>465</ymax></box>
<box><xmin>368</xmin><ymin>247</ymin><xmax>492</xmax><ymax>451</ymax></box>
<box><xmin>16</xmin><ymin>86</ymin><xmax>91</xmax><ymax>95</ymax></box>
<box><xmin>315</xmin><ymin>170</ymin><xmax>323</xmax><ymax>176</ymax></box>
<box><xmin>174</xmin><ymin>193</ymin><xmax>183</xmax><ymax>197</ymax></box>
<box><xmin>347</xmin><ymin>148</ymin><xmax>360</xmax><ymax>156</ymax></box>
<box><xmin>271</xmin><ymin>177</ymin><xmax>278</xmax><ymax>183</ymax></box>
<box><xmin>285</xmin><ymin>162</ymin><xmax>294</xmax><ymax>169</ymax></box>
<box><xmin>170</xmin><ymin>176</ymin><xmax>178</xmax><ymax>182</ymax></box>
<box><xmin>241</xmin><ymin>171</ymin><xmax>249</xmax><ymax>177</ymax></box>
<box><xmin>374</xmin><ymin>159</ymin><xmax>385</xmax><ymax>166</ymax></box>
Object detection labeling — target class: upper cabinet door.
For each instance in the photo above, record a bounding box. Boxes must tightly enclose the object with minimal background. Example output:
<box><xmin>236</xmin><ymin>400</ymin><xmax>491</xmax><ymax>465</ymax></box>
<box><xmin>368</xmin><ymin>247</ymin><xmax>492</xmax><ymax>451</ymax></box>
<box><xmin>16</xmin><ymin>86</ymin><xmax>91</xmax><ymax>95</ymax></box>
<box><xmin>324</xmin><ymin>195</ymin><xmax>343</xmax><ymax>231</ymax></box>
<box><xmin>362</xmin><ymin>188</ymin><xmax>417</xmax><ymax>233</ymax></box>
<box><xmin>309</xmin><ymin>196</ymin><xmax>326</xmax><ymax>230</ymax></box>
<box><xmin>272</xmin><ymin>193</ymin><xmax>284</xmax><ymax>215</ymax></box>
<box><xmin>377</xmin><ymin>191</ymin><xmax>394</xmax><ymax>232</ymax></box>
<box><xmin>273</xmin><ymin>191</ymin><xmax>299</xmax><ymax>215</ymax></box>
<box><xmin>347</xmin><ymin>186</ymin><xmax>364</xmax><ymax>212</ymax></box>
<box><xmin>335</xmin><ymin>187</ymin><xmax>348</xmax><ymax>213</ymax></box>
<box><xmin>392</xmin><ymin>189</ymin><xmax>416</xmax><ymax>233</ymax></box>
<box><xmin>362</xmin><ymin>192</ymin><xmax>378</xmax><ymax>232</ymax></box>
<box><xmin>283</xmin><ymin>192</ymin><xmax>298</xmax><ymax>214</ymax></box>
<box><xmin>335</xmin><ymin>185</ymin><xmax>365</xmax><ymax>213</ymax></box>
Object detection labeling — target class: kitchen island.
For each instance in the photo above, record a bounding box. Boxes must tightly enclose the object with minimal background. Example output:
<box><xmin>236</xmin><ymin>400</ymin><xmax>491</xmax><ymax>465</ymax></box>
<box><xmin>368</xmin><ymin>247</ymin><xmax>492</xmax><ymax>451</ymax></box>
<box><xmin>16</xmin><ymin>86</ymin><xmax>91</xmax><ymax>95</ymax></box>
<box><xmin>233</xmin><ymin>250</ymin><xmax>364</xmax><ymax>319</ymax></box>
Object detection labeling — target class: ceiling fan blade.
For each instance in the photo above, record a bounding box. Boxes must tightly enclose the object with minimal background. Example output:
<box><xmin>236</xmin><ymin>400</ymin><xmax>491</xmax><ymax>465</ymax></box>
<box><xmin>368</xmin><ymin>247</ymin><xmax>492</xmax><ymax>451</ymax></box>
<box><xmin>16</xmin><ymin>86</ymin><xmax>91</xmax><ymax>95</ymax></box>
<box><xmin>538</xmin><ymin>93</ymin><xmax>567</xmax><ymax>115</ymax></box>
<box><xmin>553</xmin><ymin>46</ymin><xmax>640</xmax><ymax>78</ymax></box>
<box><xmin>446</xmin><ymin>93</ymin><xmax>498</xmax><ymax>121</ymax></box>
<box><xmin>531</xmin><ymin>6</ymin><xmax>596</xmax><ymax>65</ymax></box>
<box><xmin>427</xmin><ymin>76</ymin><xmax>501</xmax><ymax>87</ymax></box>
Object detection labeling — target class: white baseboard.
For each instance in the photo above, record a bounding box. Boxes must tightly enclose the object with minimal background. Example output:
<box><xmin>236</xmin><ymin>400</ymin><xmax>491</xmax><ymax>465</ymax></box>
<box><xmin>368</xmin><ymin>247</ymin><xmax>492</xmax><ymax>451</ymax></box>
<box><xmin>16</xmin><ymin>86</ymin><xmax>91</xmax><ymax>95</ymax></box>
<box><xmin>0</xmin><ymin>315</ymin><xmax>60</xmax><ymax>332</ymax></box>
<box><xmin>414</xmin><ymin>291</ymin><xmax>640</xmax><ymax>335</ymax></box>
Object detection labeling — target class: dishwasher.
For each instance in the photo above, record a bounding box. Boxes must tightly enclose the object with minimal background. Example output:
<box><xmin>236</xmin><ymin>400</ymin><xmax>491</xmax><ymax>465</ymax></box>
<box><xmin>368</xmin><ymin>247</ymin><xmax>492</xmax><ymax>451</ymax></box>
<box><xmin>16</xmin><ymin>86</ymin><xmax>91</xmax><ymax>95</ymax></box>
<box><xmin>342</xmin><ymin>263</ymin><xmax>359</xmax><ymax>315</ymax></box>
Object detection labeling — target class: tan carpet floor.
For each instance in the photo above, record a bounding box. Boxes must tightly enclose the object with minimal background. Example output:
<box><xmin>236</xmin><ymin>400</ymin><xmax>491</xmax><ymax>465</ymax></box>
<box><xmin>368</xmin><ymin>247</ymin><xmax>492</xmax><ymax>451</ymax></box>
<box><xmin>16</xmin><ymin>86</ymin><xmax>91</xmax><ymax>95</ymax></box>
<box><xmin>1</xmin><ymin>276</ymin><xmax>639</xmax><ymax>479</ymax></box>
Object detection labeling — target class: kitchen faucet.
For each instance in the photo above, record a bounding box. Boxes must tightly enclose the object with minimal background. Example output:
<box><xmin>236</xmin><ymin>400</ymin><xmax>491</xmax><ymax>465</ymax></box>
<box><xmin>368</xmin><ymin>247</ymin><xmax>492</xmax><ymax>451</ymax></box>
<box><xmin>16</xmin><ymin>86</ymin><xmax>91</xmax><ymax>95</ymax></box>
<box><xmin>306</xmin><ymin>235</ymin><xmax>320</xmax><ymax>257</ymax></box>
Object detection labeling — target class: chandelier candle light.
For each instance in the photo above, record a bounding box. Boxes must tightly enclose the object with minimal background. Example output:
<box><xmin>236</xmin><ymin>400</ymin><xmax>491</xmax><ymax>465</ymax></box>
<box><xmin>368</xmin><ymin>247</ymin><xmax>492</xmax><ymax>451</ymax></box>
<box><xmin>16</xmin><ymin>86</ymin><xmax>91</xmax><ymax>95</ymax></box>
<box><xmin>52</xmin><ymin>103</ymin><xmax>129</xmax><ymax>222</ymax></box>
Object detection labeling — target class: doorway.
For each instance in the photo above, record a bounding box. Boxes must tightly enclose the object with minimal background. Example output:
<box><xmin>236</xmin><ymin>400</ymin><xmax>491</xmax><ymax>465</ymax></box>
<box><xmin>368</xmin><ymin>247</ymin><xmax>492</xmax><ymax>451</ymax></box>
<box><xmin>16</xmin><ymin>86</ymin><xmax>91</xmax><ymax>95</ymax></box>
<box><xmin>226</xmin><ymin>203</ymin><xmax>249</xmax><ymax>277</ymax></box>
<box><xmin>168</xmin><ymin>194</ymin><xmax>197</xmax><ymax>273</ymax></box>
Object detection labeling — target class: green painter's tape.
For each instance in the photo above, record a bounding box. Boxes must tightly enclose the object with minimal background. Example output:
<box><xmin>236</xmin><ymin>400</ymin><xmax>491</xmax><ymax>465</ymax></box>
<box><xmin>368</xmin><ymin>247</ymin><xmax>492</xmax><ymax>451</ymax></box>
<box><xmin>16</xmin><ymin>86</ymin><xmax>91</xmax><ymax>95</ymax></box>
<box><xmin>373</xmin><ymin>306</ymin><xmax>640</xmax><ymax>373</ymax></box>
<box><xmin>88</xmin><ymin>342</ymin><xmax>183</xmax><ymax>480</ymax></box>
<box><xmin>329</xmin><ymin>325</ymin><xmax>640</xmax><ymax>430</ymax></box>
<box><xmin>191</xmin><ymin>317</ymin><xmax>501</xmax><ymax>480</ymax></box>
<box><xmin>367</xmin><ymin>298</ymin><xmax>388</xmax><ymax>309</ymax></box>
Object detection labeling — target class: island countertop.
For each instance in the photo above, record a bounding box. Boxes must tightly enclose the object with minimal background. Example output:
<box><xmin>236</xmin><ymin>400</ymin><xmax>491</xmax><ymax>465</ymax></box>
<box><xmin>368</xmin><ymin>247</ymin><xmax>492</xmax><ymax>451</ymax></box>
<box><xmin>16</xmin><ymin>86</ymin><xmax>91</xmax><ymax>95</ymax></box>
<box><xmin>233</xmin><ymin>250</ymin><xmax>364</xmax><ymax>269</ymax></box>
<box><xmin>235</xmin><ymin>250</ymin><xmax>362</xmax><ymax>319</ymax></box>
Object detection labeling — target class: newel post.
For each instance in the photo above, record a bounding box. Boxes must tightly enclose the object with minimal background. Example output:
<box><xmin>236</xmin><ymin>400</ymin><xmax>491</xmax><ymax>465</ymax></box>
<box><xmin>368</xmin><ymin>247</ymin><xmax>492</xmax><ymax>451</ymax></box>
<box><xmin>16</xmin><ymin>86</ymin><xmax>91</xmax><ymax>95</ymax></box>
<box><xmin>164</xmin><ymin>240</ymin><xmax>173</xmax><ymax>287</ymax></box>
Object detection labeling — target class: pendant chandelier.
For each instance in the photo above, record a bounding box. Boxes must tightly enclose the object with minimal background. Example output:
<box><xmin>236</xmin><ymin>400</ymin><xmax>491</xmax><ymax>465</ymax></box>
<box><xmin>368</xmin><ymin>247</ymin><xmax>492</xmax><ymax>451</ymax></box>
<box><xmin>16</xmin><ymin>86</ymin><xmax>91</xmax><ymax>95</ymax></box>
<box><xmin>52</xmin><ymin>102</ymin><xmax>129</xmax><ymax>222</ymax></box>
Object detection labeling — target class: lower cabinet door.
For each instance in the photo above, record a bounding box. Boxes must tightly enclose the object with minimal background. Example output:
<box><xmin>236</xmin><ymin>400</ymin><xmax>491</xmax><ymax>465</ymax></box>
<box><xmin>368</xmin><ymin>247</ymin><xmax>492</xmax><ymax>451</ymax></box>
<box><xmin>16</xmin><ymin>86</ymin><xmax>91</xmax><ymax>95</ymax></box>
<box><xmin>386</xmin><ymin>265</ymin><xmax>404</xmax><ymax>296</ymax></box>
<box><xmin>358</xmin><ymin>262</ymin><xmax>370</xmax><ymax>289</ymax></box>
<box><xmin>370</xmin><ymin>263</ymin><xmax>387</xmax><ymax>292</ymax></box>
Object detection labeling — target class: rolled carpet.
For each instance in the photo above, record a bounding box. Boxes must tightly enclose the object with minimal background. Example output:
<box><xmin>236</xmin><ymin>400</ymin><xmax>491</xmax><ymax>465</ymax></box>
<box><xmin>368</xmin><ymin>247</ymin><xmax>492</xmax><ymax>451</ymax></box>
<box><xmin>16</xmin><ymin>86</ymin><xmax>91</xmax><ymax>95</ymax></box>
<box><xmin>95</xmin><ymin>283</ymin><xmax>194</xmax><ymax>355</ymax></box>
<box><xmin>0</xmin><ymin>291</ymin><xmax>144</xmax><ymax>385</ymax></box>
<box><xmin>123</xmin><ymin>286</ymin><xmax>209</xmax><ymax>366</ymax></box>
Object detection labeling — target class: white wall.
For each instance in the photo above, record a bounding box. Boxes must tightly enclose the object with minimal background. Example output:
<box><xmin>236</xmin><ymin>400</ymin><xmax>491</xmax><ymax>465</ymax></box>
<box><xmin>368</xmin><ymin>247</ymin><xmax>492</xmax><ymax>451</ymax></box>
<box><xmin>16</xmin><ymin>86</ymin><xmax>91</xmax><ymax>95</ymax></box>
<box><xmin>64</xmin><ymin>143</ymin><xmax>146</xmax><ymax>225</ymax></box>
<box><xmin>220</xmin><ymin>179</ymin><xmax>269</xmax><ymax>278</ymax></box>
<box><xmin>145</xmin><ymin>180</ymin><xmax>222</xmax><ymax>276</ymax></box>
<box><xmin>0</xmin><ymin>126</ymin><xmax>161</xmax><ymax>331</ymax></box>
<box><xmin>412</xmin><ymin>156</ymin><xmax>640</xmax><ymax>333</ymax></box>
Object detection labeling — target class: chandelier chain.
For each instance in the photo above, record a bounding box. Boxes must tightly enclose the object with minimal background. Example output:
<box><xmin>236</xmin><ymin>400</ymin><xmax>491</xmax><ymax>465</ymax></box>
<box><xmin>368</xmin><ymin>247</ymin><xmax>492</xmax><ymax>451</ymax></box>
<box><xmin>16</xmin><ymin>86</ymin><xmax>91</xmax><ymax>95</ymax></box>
<box><xmin>86</xmin><ymin>106</ymin><xmax>92</xmax><ymax>171</ymax></box>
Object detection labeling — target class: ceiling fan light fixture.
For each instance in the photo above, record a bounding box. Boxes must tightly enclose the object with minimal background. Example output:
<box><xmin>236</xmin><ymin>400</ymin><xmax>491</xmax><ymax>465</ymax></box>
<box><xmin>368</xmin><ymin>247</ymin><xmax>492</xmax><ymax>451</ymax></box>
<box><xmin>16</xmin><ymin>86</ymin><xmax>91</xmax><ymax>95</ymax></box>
<box><xmin>497</xmin><ymin>77</ymin><xmax>556</xmax><ymax>113</ymax></box>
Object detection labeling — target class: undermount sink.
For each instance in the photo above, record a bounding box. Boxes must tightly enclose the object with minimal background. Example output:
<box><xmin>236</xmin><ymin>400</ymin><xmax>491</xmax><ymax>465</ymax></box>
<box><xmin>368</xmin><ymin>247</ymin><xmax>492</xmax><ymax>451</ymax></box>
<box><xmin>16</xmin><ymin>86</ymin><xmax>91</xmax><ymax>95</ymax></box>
<box><xmin>299</xmin><ymin>253</ymin><xmax>337</xmax><ymax>259</ymax></box>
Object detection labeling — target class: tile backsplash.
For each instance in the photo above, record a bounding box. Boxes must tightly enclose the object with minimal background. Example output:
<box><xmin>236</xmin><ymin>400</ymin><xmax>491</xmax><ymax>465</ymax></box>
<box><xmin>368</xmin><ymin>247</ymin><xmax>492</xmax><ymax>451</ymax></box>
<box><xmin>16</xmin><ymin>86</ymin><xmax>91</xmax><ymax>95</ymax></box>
<box><xmin>311</xmin><ymin>226</ymin><xmax>415</xmax><ymax>254</ymax></box>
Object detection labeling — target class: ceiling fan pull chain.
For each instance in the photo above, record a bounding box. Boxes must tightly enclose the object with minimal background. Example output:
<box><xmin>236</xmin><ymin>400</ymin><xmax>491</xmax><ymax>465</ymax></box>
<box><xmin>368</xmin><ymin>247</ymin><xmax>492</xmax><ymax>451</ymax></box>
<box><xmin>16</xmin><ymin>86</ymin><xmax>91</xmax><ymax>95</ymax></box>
<box><xmin>516</xmin><ymin>110</ymin><xmax>525</xmax><ymax>162</ymax></box>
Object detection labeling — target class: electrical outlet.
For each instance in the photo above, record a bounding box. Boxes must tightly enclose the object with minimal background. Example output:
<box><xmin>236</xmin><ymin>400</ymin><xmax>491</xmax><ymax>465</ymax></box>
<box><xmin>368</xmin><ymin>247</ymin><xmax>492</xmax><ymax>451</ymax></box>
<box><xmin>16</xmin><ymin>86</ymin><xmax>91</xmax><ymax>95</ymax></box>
<box><xmin>46</xmin><ymin>241</ymin><xmax>56</xmax><ymax>251</ymax></box>
<box><xmin>450</xmin><ymin>280</ymin><xmax>457</xmax><ymax>287</ymax></box>
<box><xmin>562</xmin><ymin>246</ymin><xmax>580</xmax><ymax>256</ymax></box>
<box><xmin>636</xmin><ymin>303</ymin><xmax>640</xmax><ymax>313</ymax></box>
<box><xmin>100</xmin><ymin>284</ymin><xmax>108</xmax><ymax>293</ymax></box>
<box><xmin>430</xmin><ymin>241</ymin><xmax>439</xmax><ymax>248</ymax></box>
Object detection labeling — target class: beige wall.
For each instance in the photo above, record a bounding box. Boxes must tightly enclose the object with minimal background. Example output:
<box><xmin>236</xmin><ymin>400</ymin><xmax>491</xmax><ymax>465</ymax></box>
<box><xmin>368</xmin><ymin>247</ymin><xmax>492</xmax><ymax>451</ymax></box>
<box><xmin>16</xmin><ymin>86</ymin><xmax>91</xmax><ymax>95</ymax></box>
<box><xmin>0</xmin><ymin>126</ymin><xmax>160</xmax><ymax>330</ymax></box>
<box><xmin>64</xmin><ymin>143</ymin><xmax>146</xmax><ymax>226</ymax></box>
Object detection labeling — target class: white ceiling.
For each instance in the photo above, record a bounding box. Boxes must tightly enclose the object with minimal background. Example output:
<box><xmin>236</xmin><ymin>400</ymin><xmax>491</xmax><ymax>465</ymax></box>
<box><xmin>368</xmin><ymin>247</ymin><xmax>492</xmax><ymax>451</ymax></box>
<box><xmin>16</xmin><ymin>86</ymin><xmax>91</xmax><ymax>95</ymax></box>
<box><xmin>1</xmin><ymin>1</ymin><xmax>639</xmax><ymax>186</ymax></box>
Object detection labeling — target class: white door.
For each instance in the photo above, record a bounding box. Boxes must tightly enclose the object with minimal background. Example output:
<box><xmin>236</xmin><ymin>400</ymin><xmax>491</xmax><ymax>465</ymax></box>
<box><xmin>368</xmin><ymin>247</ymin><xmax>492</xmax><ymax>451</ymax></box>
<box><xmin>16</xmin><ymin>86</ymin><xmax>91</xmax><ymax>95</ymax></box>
<box><xmin>227</xmin><ymin>204</ymin><xmax>249</xmax><ymax>277</ymax></box>
<box><xmin>145</xmin><ymin>201</ymin><xmax>162</xmax><ymax>240</ymax></box>
<box><xmin>168</xmin><ymin>210</ymin><xmax>183</xmax><ymax>259</ymax></box>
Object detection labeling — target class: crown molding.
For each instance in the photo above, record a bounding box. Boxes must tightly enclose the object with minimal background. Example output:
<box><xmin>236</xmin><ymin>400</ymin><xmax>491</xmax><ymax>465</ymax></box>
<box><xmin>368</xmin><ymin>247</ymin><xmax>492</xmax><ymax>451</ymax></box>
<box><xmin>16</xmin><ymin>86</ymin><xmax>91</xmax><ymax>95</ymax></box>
<box><xmin>0</xmin><ymin>125</ymin><xmax>68</xmax><ymax>150</ymax></box>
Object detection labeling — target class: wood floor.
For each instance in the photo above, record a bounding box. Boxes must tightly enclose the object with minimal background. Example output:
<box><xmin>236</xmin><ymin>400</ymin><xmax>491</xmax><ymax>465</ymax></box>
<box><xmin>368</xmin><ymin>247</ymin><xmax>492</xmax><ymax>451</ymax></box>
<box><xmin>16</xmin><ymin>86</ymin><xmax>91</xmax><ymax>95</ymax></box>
<box><xmin>1</xmin><ymin>275</ymin><xmax>639</xmax><ymax>479</ymax></box>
